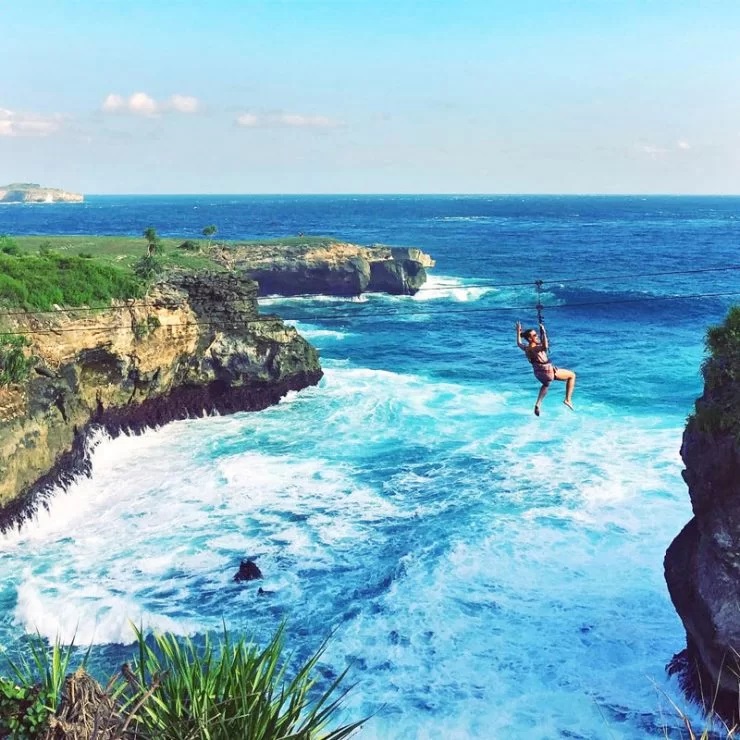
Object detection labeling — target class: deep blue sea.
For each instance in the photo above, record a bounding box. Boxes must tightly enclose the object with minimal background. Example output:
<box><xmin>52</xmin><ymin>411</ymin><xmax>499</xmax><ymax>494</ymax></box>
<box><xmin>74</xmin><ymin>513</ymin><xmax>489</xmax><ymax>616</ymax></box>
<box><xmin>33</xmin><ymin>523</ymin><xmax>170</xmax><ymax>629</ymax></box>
<box><xmin>2</xmin><ymin>195</ymin><xmax>740</xmax><ymax>738</ymax></box>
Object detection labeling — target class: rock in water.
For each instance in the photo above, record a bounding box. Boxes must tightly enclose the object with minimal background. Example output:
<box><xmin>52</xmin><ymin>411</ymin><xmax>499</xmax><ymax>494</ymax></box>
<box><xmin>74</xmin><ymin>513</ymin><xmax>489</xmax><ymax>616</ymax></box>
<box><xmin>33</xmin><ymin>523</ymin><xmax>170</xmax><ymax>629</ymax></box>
<box><xmin>234</xmin><ymin>559</ymin><xmax>263</xmax><ymax>582</ymax></box>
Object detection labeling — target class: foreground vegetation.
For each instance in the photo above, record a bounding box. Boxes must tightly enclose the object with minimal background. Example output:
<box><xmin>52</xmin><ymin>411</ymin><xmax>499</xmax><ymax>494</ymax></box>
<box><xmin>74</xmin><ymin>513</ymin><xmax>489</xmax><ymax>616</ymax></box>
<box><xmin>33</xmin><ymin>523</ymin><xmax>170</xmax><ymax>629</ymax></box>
<box><xmin>693</xmin><ymin>305</ymin><xmax>740</xmax><ymax>436</ymax></box>
<box><xmin>0</xmin><ymin>626</ymin><xmax>363</xmax><ymax>739</ymax></box>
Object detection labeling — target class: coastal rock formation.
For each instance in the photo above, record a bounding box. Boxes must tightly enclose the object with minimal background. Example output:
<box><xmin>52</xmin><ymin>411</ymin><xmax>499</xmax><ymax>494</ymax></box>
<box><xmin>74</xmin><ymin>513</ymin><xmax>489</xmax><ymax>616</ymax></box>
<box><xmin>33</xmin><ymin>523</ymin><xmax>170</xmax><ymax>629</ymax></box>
<box><xmin>0</xmin><ymin>272</ymin><xmax>321</xmax><ymax>531</ymax></box>
<box><xmin>215</xmin><ymin>241</ymin><xmax>434</xmax><ymax>297</ymax></box>
<box><xmin>234</xmin><ymin>559</ymin><xmax>263</xmax><ymax>582</ymax></box>
<box><xmin>0</xmin><ymin>182</ymin><xmax>84</xmax><ymax>203</ymax></box>
<box><xmin>664</xmin><ymin>309</ymin><xmax>740</xmax><ymax>719</ymax></box>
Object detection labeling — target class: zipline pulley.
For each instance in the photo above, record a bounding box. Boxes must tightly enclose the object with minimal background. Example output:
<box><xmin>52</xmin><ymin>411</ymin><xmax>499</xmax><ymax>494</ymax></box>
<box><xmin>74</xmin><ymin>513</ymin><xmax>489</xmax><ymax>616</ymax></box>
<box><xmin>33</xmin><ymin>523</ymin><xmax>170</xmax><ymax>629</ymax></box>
<box><xmin>535</xmin><ymin>279</ymin><xmax>545</xmax><ymax>325</ymax></box>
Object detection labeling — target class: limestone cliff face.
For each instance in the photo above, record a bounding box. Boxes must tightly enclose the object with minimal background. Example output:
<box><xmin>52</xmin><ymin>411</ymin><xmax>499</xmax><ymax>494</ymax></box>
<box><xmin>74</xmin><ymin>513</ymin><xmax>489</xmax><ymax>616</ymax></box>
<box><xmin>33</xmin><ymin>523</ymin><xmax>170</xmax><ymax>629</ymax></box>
<box><xmin>664</xmin><ymin>318</ymin><xmax>740</xmax><ymax>718</ymax></box>
<box><xmin>214</xmin><ymin>241</ymin><xmax>434</xmax><ymax>297</ymax></box>
<box><xmin>0</xmin><ymin>183</ymin><xmax>83</xmax><ymax>203</ymax></box>
<box><xmin>0</xmin><ymin>272</ymin><xmax>321</xmax><ymax>530</ymax></box>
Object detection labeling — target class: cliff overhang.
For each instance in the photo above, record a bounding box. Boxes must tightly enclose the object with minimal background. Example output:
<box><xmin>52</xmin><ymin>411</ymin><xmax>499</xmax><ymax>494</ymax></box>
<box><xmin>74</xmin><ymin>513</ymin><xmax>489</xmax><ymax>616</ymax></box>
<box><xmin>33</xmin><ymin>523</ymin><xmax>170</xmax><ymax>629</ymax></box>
<box><xmin>214</xmin><ymin>241</ymin><xmax>435</xmax><ymax>297</ymax></box>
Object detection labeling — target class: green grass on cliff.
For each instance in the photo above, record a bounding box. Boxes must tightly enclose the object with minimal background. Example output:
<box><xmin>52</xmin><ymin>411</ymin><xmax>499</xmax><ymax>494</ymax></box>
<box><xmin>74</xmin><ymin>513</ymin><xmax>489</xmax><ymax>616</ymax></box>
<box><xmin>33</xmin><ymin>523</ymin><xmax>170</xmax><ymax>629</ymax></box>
<box><xmin>0</xmin><ymin>233</ymin><xmax>351</xmax><ymax>312</ymax></box>
<box><xmin>10</xmin><ymin>234</ymin><xmax>338</xmax><ymax>263</ymax></box>
<box><xmin>693</xmin><ymin>305</ymin><xmax>740</xmax><ymax>435</ymax></box>
<box><xmin>0</xmin><ymin>253</ymin><xmax>143</xmax><ymax>310</ymax></box>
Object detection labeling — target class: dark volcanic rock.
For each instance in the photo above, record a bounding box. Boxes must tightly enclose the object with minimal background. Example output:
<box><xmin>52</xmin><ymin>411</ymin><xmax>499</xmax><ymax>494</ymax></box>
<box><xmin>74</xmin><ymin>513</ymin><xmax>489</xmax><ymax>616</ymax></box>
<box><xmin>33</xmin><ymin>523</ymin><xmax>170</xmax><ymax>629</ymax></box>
<box><xmin>234</xmin><ymin>559</ymin><xmax>263</xmax><ymax>582</ymax></box>
<box><xmin>367</xmin><ymin>258</ymin><xmax>427</xmax><ymax>295</ymax></box>
<box><xmin>246</xmin><ymin>257</ymin><xmax>371</xmax><ymax>297</ymax></box>
<box><xmin>664</xmin><ymin>422</ymin><xmax>740</xmax><ymax>720</ymax></box>
<box><xmin>664</xmin><ymin>309</ymin><xmax>740</xmax><ymax>722</ymax></box>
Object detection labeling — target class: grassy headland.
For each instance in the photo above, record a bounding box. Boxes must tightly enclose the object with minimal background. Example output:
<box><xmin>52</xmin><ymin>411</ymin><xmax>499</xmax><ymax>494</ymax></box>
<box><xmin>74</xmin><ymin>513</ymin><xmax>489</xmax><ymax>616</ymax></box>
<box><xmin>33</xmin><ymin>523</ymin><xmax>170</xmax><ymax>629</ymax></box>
<box><xmin>0</xmin><ymin>233</ymin><xmax>339</xmax><ymax>311</ymax></box>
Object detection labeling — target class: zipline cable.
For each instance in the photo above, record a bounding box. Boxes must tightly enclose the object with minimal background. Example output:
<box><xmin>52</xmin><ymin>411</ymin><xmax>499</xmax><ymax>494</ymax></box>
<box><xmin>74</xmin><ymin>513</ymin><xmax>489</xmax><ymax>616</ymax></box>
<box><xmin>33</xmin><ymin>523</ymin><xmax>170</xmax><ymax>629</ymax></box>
<box><xmin>3</xmin><ymin>262</ymin><xmax>740</xmax><ymax>319</ymax></box>
<box><xmin>3</xmin><ymin>289</ymin><xmax>740</xmax><ymax>337</ymax></box>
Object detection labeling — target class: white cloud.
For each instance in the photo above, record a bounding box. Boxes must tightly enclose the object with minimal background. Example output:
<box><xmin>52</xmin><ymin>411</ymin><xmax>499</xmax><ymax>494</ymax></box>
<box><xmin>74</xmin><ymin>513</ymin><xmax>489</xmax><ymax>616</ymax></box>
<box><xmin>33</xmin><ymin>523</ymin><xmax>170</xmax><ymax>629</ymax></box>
<box><xmin>236</xmin><ymin>111</ymin><xmax>342</xmax><ymax>129</ymax></box>
<box><xmin>102</xmin><ymin>92</ymin><xmax>200</xmax><ymax>117</ymax></box>
<box><xmin>101</xmin><ymin>93</ymin><xmax>125</xmax><ymax>112</ymax></box>
<box><xmin>128</xmin><ymin>92</ymin><xmax>158</xmax><ymax>116</ymax></box>
<box><xmin>236</xmin><ymin>113</ymin><xmax>259</xmax><ymax>127</ymax></box>
<box><xmin>677</xmin><ymin>139</ymin><xmax>691</xmax><ymax>150</ymax></box>
<box><xmin>167</xmin><ymin>94</ymin><xmax>200</xmax><ymax>113</ymax></box>
<box><xmin>0</xmin><ymin>108</ymin><xmax>62</xmax><ymax>137</ymax></box>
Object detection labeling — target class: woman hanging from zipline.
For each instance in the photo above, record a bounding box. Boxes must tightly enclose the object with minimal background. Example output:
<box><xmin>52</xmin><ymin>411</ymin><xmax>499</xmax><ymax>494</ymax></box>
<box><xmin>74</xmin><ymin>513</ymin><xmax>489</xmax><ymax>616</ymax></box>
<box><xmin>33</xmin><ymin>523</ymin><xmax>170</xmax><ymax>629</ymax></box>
<box><xmin>516</xmin><ymin>319</ymin><xmax>575</xmax><ymax>416</ymax></box>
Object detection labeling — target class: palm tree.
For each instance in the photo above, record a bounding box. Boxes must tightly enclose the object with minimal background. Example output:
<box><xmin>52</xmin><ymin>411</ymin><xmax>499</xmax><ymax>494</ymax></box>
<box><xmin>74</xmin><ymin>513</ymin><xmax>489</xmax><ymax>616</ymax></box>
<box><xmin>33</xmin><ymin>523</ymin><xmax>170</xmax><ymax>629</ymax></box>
<box><xmin>143</xmin><ymin>226</ymin><xmax>161</xmax><ymax>256</ymax></box>
<box><xmin>202</xmin><ymin>224</ymin><xmax>217</xmax><ymax>249</ymax></box>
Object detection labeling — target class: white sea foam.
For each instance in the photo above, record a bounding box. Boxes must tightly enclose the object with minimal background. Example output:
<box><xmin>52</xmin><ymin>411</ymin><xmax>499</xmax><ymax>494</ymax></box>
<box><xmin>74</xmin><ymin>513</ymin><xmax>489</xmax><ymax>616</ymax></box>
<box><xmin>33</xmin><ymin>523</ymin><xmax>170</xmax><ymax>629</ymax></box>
<box><xmin>0</xmin><ymin>359</ymin><xmax>694</xmax><ymax>735</ymax></box>
<box><xmin>285</xmin><ymin>320</ymin><xmax>349</xmax><ymax>341</ymax></box>
<box><xmin>433</xmin><ymin>216</ymin><xmax>493</xmax><ymax>223</ymax></box>
<box><xmin>412</xmin><ymin>275</ymin><xmax>496</xmax><ymax>302</ymax></box>
<box><xmin>259</xmin><ymin>294</ymin><xmax>365</xmax><ymax>308</ymax></box>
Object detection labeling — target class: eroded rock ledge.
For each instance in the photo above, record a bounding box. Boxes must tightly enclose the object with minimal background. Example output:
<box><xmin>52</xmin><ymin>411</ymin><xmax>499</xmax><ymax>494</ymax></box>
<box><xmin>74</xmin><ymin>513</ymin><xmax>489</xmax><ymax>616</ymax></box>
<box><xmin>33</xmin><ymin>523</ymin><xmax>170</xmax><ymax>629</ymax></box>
<box><xmin>0</xmin><ymin>272</ymin><xmax>321</xmax><ymax>532</ymax></box>
<box><xmin>664</xmin><ymin>309</ymin><xmax>740</xmax><ymax>720</ymax></box>
<box><xmin>214</xmin><ymin>242</ymin><xmax>435</xmax><ymax>296</ymax></box>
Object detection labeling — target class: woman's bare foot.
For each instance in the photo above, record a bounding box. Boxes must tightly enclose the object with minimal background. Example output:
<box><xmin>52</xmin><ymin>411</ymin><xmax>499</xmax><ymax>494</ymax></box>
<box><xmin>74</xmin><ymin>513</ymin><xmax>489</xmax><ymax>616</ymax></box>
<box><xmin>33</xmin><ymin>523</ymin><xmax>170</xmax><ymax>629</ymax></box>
<box><xmin>534</xmin><ymin>405</ymin><xmax>541</xmax><ymax>416</ymax></box>
<box><xmin>563</xmin><ymin>399</ymin><xmax>574</xmax><ymax>410</ymax></box>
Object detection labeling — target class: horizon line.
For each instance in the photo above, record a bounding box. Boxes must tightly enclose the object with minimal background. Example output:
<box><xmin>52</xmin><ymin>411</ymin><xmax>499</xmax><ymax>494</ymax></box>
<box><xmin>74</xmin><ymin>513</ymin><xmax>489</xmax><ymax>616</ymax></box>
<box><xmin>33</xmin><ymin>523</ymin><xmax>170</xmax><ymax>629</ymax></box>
<box><xmin>81</xmin><ymin>192</ymin><xmax>740</xmax><ymax>198</ymax></box>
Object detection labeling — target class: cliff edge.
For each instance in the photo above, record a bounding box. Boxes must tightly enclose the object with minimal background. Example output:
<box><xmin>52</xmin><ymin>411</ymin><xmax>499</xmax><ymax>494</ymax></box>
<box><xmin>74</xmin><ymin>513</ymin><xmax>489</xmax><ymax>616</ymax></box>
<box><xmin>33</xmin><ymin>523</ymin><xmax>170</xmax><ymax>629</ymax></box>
<box><xmin>214</xmin><ymin>241</ymin><xmax>435</xmax><ymax>296</ymax></box>
<box><xmin>665</xmin><ymin>306</ymin><xmax>740</xmax><ymax>719</ymax></box>
<box><xmin>0</xmin><ymin>271</ymin><xmax>321</xmax><ymax>531</ymax></box>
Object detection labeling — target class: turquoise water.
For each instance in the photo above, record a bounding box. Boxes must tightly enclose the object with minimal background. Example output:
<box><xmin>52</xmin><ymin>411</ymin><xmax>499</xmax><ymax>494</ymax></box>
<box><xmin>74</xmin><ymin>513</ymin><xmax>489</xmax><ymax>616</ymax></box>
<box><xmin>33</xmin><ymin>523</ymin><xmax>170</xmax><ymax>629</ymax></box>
<box><xmin>2</xmin><ymin>195</ymin><xmax>740</xmax><ymax>737</ymax></box>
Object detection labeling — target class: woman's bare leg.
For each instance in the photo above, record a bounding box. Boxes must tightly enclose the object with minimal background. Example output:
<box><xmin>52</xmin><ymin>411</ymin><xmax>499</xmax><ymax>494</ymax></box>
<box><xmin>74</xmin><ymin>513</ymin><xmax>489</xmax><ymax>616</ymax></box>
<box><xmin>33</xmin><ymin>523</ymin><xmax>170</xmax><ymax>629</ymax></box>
<box><xmin>534</xmin><ymin>383</ymin><xmax>549</xmax><ymax>415</ymax></box>
<box><xmin>554</xmin><ymin>368</ymin><xmax>576</xmax><ymax>409</ymax></box>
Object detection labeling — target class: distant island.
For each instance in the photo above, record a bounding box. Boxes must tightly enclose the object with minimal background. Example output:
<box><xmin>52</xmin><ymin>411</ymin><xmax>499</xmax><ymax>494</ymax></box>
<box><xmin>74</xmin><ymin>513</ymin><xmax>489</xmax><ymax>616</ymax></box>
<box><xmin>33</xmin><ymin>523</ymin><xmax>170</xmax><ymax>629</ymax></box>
<box><xmin>0</xmin><ymin>182</ymin><xmax>83</xmax><ymax>203</ymax></box>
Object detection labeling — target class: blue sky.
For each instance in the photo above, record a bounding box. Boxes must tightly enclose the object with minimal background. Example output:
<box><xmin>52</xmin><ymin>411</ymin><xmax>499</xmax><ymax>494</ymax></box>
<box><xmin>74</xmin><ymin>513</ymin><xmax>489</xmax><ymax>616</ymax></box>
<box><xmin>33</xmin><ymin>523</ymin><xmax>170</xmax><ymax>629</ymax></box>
<box><xmin>1</xmin><ymin>0</ymin><xmax>739</xmax><ymax>194</ymax></box>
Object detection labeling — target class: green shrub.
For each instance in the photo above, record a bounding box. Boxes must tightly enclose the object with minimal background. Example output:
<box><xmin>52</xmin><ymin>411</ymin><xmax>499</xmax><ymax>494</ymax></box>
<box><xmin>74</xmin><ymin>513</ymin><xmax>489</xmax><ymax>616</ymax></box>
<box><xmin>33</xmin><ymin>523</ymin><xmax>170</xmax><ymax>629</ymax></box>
<box><xmin>0</xmin><ymin>678</ymin><xmax>47</xmax><ymax>740</ymax></box>
<box><xmin>0</xmin><ymin>254</ymin><xmax>142</xmax><ymax>310</ymax></box>
<box><xmin>0</xmin><ymin>335</ymin><xmax>34</xmax><ymax>386</ymax></box>
<box><xmin>133</xmin><ymin>254</ymin><xmax>164</xmax><ymax>280</ymax></box>
<box><xmin>0</xmin><ymin>635</ymin><xmax>78</xmax><ymax>739</ymax></box>
<box><xmin>695</xmin><ymin>306</ymin><xmax>740</xmax><ymax>435</ymax></box>
<box><xmin>0</xmin><ymin>235</ymin><xmax>20</xmax><ymax>256</ymax></box>
<box><xmin>133</xmin><ymin>316</ymin><xmax>161</xmax><ymax>341</ymax></box>
<box><xmin>178</xmin><ymin>239</ymin><xmax>201</xmax><ymax>251</ymax></box>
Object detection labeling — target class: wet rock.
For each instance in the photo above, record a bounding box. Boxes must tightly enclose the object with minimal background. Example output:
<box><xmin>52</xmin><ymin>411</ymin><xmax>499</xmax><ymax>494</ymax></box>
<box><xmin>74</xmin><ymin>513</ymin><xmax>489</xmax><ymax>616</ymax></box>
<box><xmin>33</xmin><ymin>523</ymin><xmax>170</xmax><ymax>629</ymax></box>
<box><xmin>234</xmin><ymin>559</ymin><xmax>263</xmax><ymax>582</ymax></box>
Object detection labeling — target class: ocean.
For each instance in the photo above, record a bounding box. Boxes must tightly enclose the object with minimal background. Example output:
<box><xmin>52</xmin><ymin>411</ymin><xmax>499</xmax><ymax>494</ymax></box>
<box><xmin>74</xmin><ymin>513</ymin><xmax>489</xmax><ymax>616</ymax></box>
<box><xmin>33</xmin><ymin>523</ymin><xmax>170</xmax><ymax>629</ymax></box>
<box><xmin>2</xmin><ymin>195</ymin><xmax>739</xmax><ymax>738</ymax></box>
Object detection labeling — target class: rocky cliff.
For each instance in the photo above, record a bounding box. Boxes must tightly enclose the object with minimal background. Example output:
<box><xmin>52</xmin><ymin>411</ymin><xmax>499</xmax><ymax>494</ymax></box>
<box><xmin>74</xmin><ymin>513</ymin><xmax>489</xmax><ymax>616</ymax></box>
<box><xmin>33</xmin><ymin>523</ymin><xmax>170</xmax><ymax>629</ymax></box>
<box><xmin>0</xmin><ymin>272</ymin><xmax>321</xmax><ymax>531</ymax></box>
<box><xmin>0</xmin><ymin>183</ymin><xmax>83</xmax><ymax>203</ymax></box>
<box><xmin>665</xmin><ymin>307</ymin><xmax>740</xmax><ymax>719</ymax></box>
<box><xmin>214</xmin><ymin>241</ymin><xmax>435</xmax><ymax>297</ymax></box>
